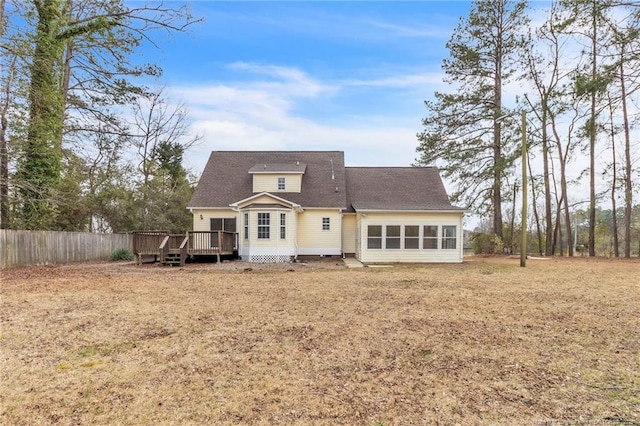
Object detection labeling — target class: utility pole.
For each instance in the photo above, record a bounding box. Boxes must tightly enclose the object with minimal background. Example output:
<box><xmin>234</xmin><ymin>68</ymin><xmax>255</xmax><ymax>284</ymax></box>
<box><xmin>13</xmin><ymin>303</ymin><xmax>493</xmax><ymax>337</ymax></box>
<box><xmin>521</xmin><ymin>110</ymin><xmax>527</xmax><ymax>267</ymax></box>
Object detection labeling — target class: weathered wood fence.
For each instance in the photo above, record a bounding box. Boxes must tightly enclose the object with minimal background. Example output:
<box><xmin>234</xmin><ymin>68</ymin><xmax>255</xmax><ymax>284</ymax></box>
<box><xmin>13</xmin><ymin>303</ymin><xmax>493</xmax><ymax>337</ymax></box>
<box><xmin>0</xmin><ymin>230</ymin><xmax>132</xmax><ymax>268</ymax></box>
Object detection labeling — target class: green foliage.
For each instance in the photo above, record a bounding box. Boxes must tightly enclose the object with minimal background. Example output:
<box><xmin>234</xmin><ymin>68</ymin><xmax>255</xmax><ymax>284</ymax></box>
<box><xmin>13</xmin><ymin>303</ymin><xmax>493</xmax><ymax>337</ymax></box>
<box><xmin>4</xmin><ymin>1</ymin><xmax>200</xmax><ymax>231</ymax></box>
<box><xmin>417</xmin><ymin>0</ymin><xmax>531</xmax><ymax>237</ymax></box>
<box><xmin>471</xmin><ymin>232</ymin><xmax>504</xmax><ymax>255</ymax></box>
<box><xmin>110</xmin><ymin>248</ymin><xmax>134</xmax><ymax>261</ymax></box>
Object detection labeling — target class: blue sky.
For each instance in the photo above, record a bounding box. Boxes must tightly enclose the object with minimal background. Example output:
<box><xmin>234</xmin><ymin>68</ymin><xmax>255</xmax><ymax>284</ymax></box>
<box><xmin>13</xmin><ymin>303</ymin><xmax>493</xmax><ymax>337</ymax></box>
<box><xmin>140</xmin><ymin>1</ymin><xmax>476</xmax><ymax>174</ymax></box>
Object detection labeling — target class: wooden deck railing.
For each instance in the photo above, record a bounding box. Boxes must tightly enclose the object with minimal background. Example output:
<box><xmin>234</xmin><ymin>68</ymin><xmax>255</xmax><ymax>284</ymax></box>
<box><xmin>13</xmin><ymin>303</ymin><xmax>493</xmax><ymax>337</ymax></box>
<box><xmin>188</xmin><ymin>231</ymin><xmax>237</xmax><ymax>255</ymax></box>
<box><xmin>158</xmin><ymin>234</ymin><xmax>189</xmax><ymax>265</ymax></box>
<box><xmin>132</xmin><ymin>231</ymin><xmax>169</xmax><ymax>256</ymax></box>
<box><xmin>132</xmin><ymin>230</ymin><xmax>238</xmax><ymax>265</ymax></box>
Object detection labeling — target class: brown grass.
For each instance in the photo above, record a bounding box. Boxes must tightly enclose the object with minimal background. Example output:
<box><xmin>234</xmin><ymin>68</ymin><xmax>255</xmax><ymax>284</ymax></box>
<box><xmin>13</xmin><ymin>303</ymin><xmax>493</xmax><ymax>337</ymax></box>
<box><xmin>1</xmin><ymin>257</ymin><xmax>639</xmax><ymax>425</ymax></box>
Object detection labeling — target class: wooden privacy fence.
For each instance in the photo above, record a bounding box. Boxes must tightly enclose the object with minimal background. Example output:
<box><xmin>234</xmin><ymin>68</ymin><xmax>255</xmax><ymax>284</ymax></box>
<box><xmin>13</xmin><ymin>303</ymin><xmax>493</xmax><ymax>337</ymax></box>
<box><xmin>0</xmin><ymin>230</ymin><xmax>132</xmax><ymax>268</ymax></box>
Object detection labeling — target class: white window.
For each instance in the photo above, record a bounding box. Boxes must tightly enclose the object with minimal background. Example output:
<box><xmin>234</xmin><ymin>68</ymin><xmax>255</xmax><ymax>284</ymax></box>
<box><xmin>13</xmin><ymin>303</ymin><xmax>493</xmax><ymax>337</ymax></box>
<box><xmin>258</xmin><ymin>213</ymin><xmax>270</xmax><ymax>239</ymax></box>
<box><xmin>367</xmin><ymin>225</ymin><xmax>382</xmax><ymax>249</ymax></box>
<box><xmin>322</xmin><ymin>217</ymin><xmax>330</xmax><ymax>231</ymax></box>
<box><xmin>386</xmin><ymin>225</ymin><xmax>401</xmax><ymax>249</ymax></box>
<box><xmin>244</xmin><ymin>213</ymin><xmax>249</xmax><ymax>240</ymax></box>
<box><xmin>404</xmin><ymin>225</ymin><xmax>419</xmax><ymax>249</ymax></box>
<box><xmin>423</xmin><ymin>225</ymin><xmax>438</xmax><ymax>249</ymax></box>
<box><xmin>277</xmin><ymin>177</ymin><xmax>285</xmax><ymax>191</ymax></box>
<box><xmin>280</xmin><ymin>213</ymin><xmax>286</xmax><ymax>239</ymax></box>
<box><xmin>442</xmin><ymin>225</ymin><xmax>457</xmax><ymax>249</ymax></box>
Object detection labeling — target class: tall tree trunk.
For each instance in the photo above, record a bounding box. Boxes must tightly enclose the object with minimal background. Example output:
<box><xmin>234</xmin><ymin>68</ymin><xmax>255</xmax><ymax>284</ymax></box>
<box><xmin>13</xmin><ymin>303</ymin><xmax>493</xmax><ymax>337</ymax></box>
<box><xmin>619</xmin><ymin>52</ymin><xmax>632</xmax><ymax>258</ymax></box>
<box><xmin>588</xmin><ymin>0</ymin><xmax>597</xmax><ymax>257</ymax></box>
<box><xmin>528</xmin><ymin>160</ymin><xmax>544</xmax><ymax>256</ymax></box>
<box><xmin>509</xmin><ymin>182</ymin><xmax>517</xmax><ymax>254</ymax></box>
<box><xmin>18</xmin><ymin>0</ymin><xmax>66</xmax><ymax>229</ymax></box>
<box><xmin>541</xmin><ymin>103</ymin><xmax>553</xmax><ymax>255</ymax></box>
<box><xmin>0</xmin><ymin>0</ymin><xmax>9</xmax><ymax>229</ymax></box>
<box><xmin>493</xmin><ymin>56</ymin><xmax>503</xmax><ymax>241</ymax></box>
<box><xmin>0</xmin><ymin>55</ymin><xmax>15</xmax><ymax>230</ymax></box>
<box><xmin>608</xmin><ymin>97</ymin><xmax>619</xmax><ymax>257</ymax></box>
<box><xmin>556</xmin><ymin>204</ymin><xmax>564</xmax><ymax>256</ymax></box>
<box><xmin>493</xmin><ymin>4</ymin><xmax>504</xmax><ymax>242</ymax></box>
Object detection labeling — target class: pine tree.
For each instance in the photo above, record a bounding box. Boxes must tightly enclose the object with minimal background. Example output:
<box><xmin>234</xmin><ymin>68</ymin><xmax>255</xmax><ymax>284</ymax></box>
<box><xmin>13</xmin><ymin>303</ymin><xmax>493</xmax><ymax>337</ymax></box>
<box><xmin>417</xmin><ymin>0</ymin><xmax>530</xmax><ymax>246</ymax></box>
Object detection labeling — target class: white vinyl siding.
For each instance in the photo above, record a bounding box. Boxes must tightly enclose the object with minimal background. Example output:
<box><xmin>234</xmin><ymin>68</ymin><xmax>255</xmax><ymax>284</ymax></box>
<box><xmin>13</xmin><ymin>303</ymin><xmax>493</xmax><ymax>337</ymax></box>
<box><xmin>297</xmin><ymin>209</ymin><xmax>341</xmax><ymax>255</ymax></box>
<box><xmin>252</xmin><ymin>173</ymin><xmax>302</xmax><ymax>193</ymax></box>
<box><xmin>358</xmin><ymin>212</ymin><xmax>463</xmax><ymax>263</ymax></box>
<box><xmin>239</xmin><ymin>208</ymin><xmax>297</xmax><ymax>260</ymax></box>
<box><xmin>192</xmin><ymin>209</ymin><xmax>237</xmax><ymax>232</ymax></box>
<box><xmin>341</xmin><ymin>214</ymin><xmax>357</xmax><ymax>254</ymax></box>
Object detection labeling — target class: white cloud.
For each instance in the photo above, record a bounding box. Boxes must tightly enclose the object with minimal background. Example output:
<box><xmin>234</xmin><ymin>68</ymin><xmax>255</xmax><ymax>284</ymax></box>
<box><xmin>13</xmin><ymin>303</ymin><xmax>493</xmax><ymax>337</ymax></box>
<box><xmin>169</xmin><ymin>64</ymin><xmax>429</xmax><ymax>174</ymax></box>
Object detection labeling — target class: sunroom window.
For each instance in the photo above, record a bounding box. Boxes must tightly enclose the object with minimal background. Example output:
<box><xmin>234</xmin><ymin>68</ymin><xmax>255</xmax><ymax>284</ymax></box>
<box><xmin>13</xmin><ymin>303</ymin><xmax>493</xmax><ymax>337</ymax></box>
<box><xmin>404</xmin><ymin>225</ymin><xmax>419</xmax><ymax>249</ymax></box>
<box><xmin>367</xmin><ymin>225</ymin><xmax>382</xmax><ymax>249</ymax></box>
<box><xmin>423</xmin><ymin>225</ymin><xmax>438</xmax><ymax>249</ymax></box>
<box><xmin>442</xmin><ymin>225</ymin><xmax>457</xmax><ymax>249</ymax></box>
<box><xmin>386</xmin><ymin>225</ymin><xmax>401</xmax><ymax>249</ymax></box>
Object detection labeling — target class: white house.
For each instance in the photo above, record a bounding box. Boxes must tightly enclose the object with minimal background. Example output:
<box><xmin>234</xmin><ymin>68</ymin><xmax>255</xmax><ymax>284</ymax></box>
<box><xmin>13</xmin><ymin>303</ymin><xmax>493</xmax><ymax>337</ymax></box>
<box><xmin>188</xmin><ymin>151</ymin><xmax>465</xmax><ymax>263</ymax></box>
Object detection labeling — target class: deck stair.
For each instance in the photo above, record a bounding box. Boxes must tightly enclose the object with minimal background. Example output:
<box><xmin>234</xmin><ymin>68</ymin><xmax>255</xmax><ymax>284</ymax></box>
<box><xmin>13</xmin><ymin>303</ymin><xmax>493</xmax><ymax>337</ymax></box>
<box><xmin>163</xmin><ymin>252</ymin><xmax>183</xmax><ymax>266</ymax></box>
<box><xmin>132</xmin><ymin>230</ymin><xmax>238</xmax><ymax>266</ymax></box>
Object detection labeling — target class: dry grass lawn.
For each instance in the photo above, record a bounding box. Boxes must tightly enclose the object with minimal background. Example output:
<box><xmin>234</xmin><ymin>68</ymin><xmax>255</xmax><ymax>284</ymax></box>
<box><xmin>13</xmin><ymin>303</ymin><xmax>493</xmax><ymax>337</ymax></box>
<box><xmin>1</xmin><ymin>257</ymin><xmax>639</xmax><ymax>425</ymax></box>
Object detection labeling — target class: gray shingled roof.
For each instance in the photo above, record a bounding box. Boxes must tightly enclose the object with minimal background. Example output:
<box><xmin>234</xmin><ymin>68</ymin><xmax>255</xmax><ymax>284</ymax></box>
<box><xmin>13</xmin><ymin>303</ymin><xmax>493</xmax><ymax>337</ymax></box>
<box><xmin>248</xmin><ymin>163</ymin><xmax>307</xmax><ymax>173</ymax></box>
<box><xmin>189</xmin><ymin>151</ymin><xmax>347</xmax><ymax>209</ymax></box>
<box><xmin>344</xmin><ymin>167</ymin><xmax>463</xmax><ymax>212</ymax></box>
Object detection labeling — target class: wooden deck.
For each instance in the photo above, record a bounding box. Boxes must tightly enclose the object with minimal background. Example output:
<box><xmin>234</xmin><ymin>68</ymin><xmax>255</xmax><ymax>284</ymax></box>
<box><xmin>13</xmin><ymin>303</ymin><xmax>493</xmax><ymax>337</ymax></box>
<box><xmin>132</xmin><ymin>231</ymin><xmax>238</xmax><ymax>266</ymax></box>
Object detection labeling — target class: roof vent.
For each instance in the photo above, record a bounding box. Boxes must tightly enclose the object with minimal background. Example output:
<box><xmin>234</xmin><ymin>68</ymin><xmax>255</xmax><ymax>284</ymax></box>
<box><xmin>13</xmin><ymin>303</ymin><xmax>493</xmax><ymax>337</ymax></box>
<box><xmin>296</xmin><ymin>161</ymin><xmax>299</xmax><ymax>166</ymax></box>
<box><xmin>335</xmin><ymin>187</ymin><xmax>339</xmax><ymax>193</ymax></box>
<box><xmin>330</xmin><ymin>159</ymin><xmax>335</xmax><ymax>180</ymax></box>
<box><xmin>263</xmin><ymin>164</ymin><xmax>266</xmax><ymax>170</ymax></box>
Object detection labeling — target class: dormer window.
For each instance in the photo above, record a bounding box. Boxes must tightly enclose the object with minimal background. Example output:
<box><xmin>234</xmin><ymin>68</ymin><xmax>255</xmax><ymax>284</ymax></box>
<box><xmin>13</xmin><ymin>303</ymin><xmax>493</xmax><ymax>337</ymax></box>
<box><xmin>277</xmin><ymin>177</ymin><xmax>285</xmax><ymax>191</ymax></box>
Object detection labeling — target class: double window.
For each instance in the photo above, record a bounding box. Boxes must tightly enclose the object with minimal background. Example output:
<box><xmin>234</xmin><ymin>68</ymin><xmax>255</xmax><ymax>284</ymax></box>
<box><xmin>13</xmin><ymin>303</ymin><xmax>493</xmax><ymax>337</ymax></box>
<box><xmin>257</xmin><ymin>213</ymin><xmax>270</xmax><ymax>239</ymax></box>
<box><xmin>322</xmin><ymin>217</ymin><xmax>330</xmax><ymax>231</ymax></box>
<box><xmin>367</xmin><ymin>225</ymin><xmax>457</xmax><ymax>250</ymax></box>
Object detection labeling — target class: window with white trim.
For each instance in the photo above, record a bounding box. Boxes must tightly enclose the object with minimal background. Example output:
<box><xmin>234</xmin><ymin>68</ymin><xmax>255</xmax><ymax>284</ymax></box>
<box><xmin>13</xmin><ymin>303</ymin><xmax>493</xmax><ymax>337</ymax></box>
<box><xmin>442</xmin><ymin>225</ymin><xmax>457</xmax><ymax>249</ymax></box>
<box><xmin>423</xmin><ymin>225</ymin><xmax>438</xmax><ymax>249</ymax></box>
<box><xmin>280</xmin><ymin>213</ymin><xmax>286</xmax><ymax>239</ymax></box>
<box><xmin>404</xmin><ymin>225</ymin><xmax>419</xmax><ymax>249</ymax></box>
<box><xmin>367</xmin><ymin>225</ymin><xmax>382</xmax><ymax>249</ymax></box>
<box><xmin>277</xmin><ymin>177</ymin><xmax>285</xmax><ymax>191</ymax></box>
<box><xmin>322</xmin><ymin>217</ymin><xmax>330</xmax><ymax>231</ymax></box>
<box><xmin>258</xmin><ymin>213</ymin><xmax>270</xmax><ymax>239</ymax></box>
<box><xmin>244</xmin><ymin>213</ymin><xmax>249</xmax><ymax>240</ymax></box>
<box><xmin>386</xmin><ymin>225</ymin><xmax>401</xmax><ymax>249</ymax></box>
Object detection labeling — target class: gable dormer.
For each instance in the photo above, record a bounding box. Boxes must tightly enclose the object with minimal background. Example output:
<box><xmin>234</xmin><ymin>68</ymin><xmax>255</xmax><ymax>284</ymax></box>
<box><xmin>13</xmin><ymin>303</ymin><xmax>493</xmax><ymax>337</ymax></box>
<box><xmin>248</xmin><ymin>162</ymin><xmax>306</xmax><ymax>193</ymax></box>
